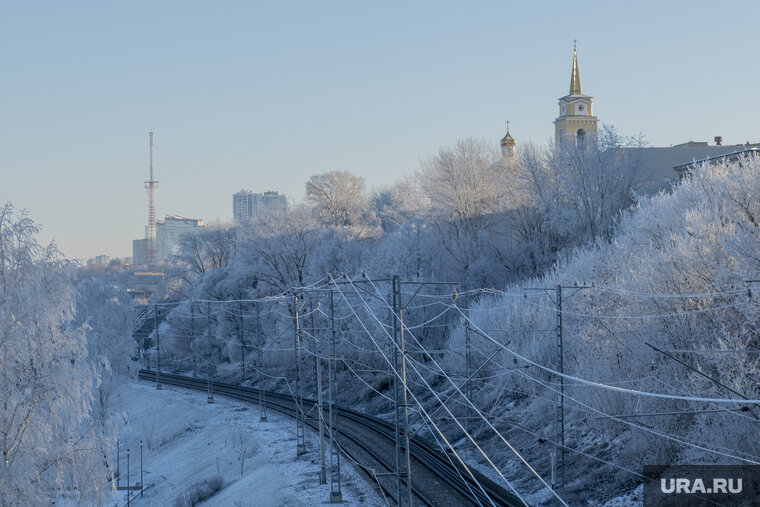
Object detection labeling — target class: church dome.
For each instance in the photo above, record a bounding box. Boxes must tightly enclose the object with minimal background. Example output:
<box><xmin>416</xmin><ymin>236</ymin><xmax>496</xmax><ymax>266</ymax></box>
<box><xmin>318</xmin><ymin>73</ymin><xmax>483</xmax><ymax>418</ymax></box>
<box><xmin>500</xmin><ymin>132</ymin><xmax>516</xmax><ymax>146</ymax></box>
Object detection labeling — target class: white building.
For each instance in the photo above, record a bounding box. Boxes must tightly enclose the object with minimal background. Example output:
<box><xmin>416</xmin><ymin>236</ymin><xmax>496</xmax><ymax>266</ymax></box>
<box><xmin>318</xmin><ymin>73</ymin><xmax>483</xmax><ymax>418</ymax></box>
<box><xmin>156</xmin><ymin>215</ymin><xmax>205</xmax><ymax>263</ymax></box>
<box><xmin>233</xmin><ymin>190</ymin><xmax>286</xmax><ymax>223</ymax></box>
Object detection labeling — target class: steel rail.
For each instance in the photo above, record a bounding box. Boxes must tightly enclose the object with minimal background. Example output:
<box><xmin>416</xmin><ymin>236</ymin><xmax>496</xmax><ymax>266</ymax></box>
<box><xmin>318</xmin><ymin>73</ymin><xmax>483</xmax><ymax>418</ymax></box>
<box><xmin>138</xmin><ymin>370</ymin><xmax>520</xmax><ymax>506</ymax></box>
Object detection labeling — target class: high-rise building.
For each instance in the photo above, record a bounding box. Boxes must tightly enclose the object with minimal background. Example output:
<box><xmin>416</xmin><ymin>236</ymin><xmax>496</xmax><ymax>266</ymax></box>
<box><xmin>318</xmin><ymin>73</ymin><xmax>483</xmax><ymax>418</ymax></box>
<box><xmin>132</xmin><ymin>238</ymin><xmax>150</xmax><ymax>266</ymax></box>
<box><xmin>155</xmin><ymin>214</ymin><xmax>205</xmax><ymax>263</ymax></box>
<box><xmin>233</xmin><ymin>190</ymin><xmax>287</xmax><ymax>223</ymax></box>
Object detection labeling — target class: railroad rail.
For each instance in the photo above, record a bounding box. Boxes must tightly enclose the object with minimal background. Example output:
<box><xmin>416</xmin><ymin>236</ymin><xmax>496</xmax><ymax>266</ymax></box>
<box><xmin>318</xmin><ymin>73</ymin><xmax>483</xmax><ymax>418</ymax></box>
<box><xmin>138</xmin><ymin>370</ymin><xmax>521</xmax><ymax>506</ymax></box>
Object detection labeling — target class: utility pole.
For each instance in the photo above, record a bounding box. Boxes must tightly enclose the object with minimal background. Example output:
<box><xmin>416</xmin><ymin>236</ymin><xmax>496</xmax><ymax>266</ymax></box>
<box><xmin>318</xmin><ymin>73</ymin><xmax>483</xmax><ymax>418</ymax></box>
<box><xmin>191</xmin><ymin>301</ymin><xmax>197</xmax><ymax>378</ymax></box>
<box><xmin>311</xmin><ymin>296</ymin><xmax>327</xmax><ymax>485</ymax></box>
<box><xmin>239</xmin><ymin>302</ymin><xmax>245</xmax><ymax>381</ymax></box>
<box><xmin>294</xmin><ymin>296</ymin><xmax>306</xmax><ymax>455</ymax></box>
<box><xmin>317</xmin><ymin>353</ymin><xmax>327</xmax><ymax>485</ymax></box>
<box><xmin>143</xmin><ymin>321</ymin><xmax>149</xmax><ymax>371</ymax></box>
<box><xmin>524</xmin><ymin>283</ymin><xmax>589</xmax><ymax>489</ymax></box>
<box><xmin>140</xmin><ymin>440</ymin><xmax>143</xmax><ymax>497</ymax></box>
<box><xmin>257</xmin><ymin>302</ymin><xmax>267</xmax><ymax>422</ymax></box>
<box><xmin>555</xmin><ymin>284</ymin><xmax>564</xmax><ymax>488</ymax></box>
<box><xmin>207</xmin><ymin>301</ymin><xmax>214</xmax><ymax>404</ymax></box>
<box><xmin>392</xmin><ymin>275</ymin><xmax>413</xmax><ymax>507</ymax></box>
<box><xmin>464</xmin><ymin>292</ymin><xmax>472</xmax><ymax>460</ymax></box>
<box><xmin>126</xmin><ymin>448</ymin><xmax>130</xmax><ymax>507</ymax></box>
<box><xmin>328</xmin><ymin>289</ymin><xmax>342</xmax><ymax>502</ymax></box>
<box><xmin>310</xmin><ymin>297</ymin><xmax>318</xmax><ymax>399</ymax></box>
<box><xmin>155</xmin><ymin>304</ymin><xmax>162</xmax><ymax>389</ymax></box>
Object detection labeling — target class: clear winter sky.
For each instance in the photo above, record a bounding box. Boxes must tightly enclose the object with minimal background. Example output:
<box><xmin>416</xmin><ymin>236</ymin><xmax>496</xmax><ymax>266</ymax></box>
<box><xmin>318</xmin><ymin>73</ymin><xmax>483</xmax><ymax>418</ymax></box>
<box><xmin>2</xmin><ymin>1</ymin><xmax>759</xmax><ymax>260</ymax></box>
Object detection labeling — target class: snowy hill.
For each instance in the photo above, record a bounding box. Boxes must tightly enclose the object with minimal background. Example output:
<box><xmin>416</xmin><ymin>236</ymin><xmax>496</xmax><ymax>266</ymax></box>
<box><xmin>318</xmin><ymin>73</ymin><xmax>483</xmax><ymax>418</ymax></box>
<box><xmin>107</xmin><ymin>380</ymin><xmax>382</xmax><ymax>506</ymax></box>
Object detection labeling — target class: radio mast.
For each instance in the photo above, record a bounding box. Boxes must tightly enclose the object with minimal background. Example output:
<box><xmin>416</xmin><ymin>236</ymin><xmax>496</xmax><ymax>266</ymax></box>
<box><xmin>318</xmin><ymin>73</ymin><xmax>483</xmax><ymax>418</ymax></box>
<box><xmin>144</xmin><ymin>132</ymin><xmax>159</xmax><ymax>265</ymax></box>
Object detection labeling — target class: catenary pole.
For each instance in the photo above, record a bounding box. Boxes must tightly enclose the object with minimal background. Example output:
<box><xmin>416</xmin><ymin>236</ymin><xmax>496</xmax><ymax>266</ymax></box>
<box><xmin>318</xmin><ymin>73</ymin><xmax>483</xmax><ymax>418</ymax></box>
<box><xmin>465</xmin><ymin>292</ymin><xmax>472</xmax><ymax>460</ymax></box>
<box><xmin>392</xmin><ymin>275</ymin><xmax>413</xmax><ymax>506</ymax></box>
<box><xmin>555</xmin><ymin>285</ymin><xmax>564</xmax><ymax>487</ymax></box>
<box><xmin>207</xmin><ymin>301</ymin><xmax>214</xmax><ymax>404</ymax></box>
<box><xmin>317</xmin><ymin>353</ymin><xmax>327</xmax><ymax>484</ymax></box>
<box><xmin>155</xmin><ymin>304</ymin><xmax>162</xmax><ymax>389</ymax></box>
<box><xmin>239</xmin><ymin>302</ymin><xmax>245</xmax><ymax>381</ymax></box>
<box><xmin>328</xmin><ymin>288</ymin><xmax>342</xmax><ymax>502</ymax></box>
<box><xmin>312</xmin><ymin>296</ymin><xmax>327</xmax><ymax>484</ymax></box>
<box><xmin>257</xmin><ymin>301</ymin><xmax>267</xmax><ymax>421</ymax></box>
<box><xmin>126</xmin><ymin>448</ymin><xmax>130</xmax><ymax>507</ymax></box>
<box><xmin>294</xmin><ymin>295</ymin><xmax>306</xmax><ymax>455</ymax></box>
<box><xmin>191</xmin><ymin>301</ymin><xmax>197</xmax><ymax>378</ymax></box>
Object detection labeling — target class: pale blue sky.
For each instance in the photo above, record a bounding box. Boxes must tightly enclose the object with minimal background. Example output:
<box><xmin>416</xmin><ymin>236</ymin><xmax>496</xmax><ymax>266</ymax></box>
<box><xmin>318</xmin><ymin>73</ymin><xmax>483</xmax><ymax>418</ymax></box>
<box><xmin>2</xmin><ymin>1</ymin><xmax>758</xmax><ymax>260</ymax></box>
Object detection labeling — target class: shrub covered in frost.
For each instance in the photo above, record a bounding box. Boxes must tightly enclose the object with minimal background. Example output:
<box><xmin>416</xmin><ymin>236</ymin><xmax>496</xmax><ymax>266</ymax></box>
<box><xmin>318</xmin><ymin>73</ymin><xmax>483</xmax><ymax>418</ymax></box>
<box><xmin>173</xmin><ymin>475</ymin><xmax>224</xmax><ymax>507</ymax></box>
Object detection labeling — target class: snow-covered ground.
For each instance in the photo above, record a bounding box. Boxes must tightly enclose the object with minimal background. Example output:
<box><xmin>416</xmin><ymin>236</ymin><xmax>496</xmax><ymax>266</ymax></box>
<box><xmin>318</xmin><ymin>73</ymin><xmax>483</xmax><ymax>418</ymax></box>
<box><xmin>106</xmin><ymin>379</ymin><xmax>383</xmax><ymax>506</ymax></box>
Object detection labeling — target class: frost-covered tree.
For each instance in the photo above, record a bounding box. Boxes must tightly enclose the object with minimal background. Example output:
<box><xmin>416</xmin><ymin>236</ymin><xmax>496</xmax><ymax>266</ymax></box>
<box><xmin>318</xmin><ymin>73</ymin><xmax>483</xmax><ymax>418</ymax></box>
<box><xmin>371</xmin><ymin>177</ymin><xmax>429</xmax><ymax>233</ymax></box>
<box><xmin>74</xmin><ymin>277</ymin><xmax>137</xmax><ymax>420</ymax></box>
<box><xmin>237</xmin><ymin>205</ymin><xmax>323</xmax><ymax>291</ymax></box>
<box><xmin>173</xmin><ymin>223</ymin><xmax>237</xmax><ymax>282</ymax></box>
<box><xmin>0</xmin><ymin>203</ymin><xmax>111</xmax><ymax>505</ymax></box>
<box><xmin>418</xmin><ymin>137</ymin><xmax>514</xmax><ymax>286</ymax></box>
<box><xmin>440</xmin><ymin>155</ymin><xmax>760</xmax><ymax>499</ymax></box>
<box><xmin>519</xmin><ymin>124</ymin><xmax>645</xmax><ymax>245</ymax></box>
<box><xmin>306</xmin><ymin>170</ymin><xmax>369</xmax><ymax>231</ymax></box>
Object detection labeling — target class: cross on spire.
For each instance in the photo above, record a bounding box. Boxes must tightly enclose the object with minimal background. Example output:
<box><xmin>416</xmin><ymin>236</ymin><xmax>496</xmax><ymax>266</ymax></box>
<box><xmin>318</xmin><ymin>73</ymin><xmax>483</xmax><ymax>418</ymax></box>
<box><xmin>505</xmin><ymin>120</ymin><xmax>510</xmax><ymax>133</ymax></box>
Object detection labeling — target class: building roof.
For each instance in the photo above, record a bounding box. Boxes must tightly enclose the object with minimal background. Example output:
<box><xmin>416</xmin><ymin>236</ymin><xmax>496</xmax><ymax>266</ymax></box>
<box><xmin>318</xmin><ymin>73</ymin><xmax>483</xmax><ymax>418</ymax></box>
<box><xmin>157</xmin><ymin>214</ymin><xmax>204</xmax><ymax>225</ymax></box>
<box><xmin>627</xmin><ymin>144</ymin><xmax>759</xmax><ymax>194</ymax></box>
<box><xmin>570</xmin><ymin>48</ymin><xmax>582</xmax><ymax>95</ymax></box>
<box><xmin>673</xmin><ymin>147</ymin><xmax>760</xmax><ymax>176</ymax></box>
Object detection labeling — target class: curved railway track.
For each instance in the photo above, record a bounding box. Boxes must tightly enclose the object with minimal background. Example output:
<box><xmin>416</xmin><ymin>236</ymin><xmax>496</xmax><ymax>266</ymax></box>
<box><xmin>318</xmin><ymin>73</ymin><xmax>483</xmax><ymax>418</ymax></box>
<box><xmin>138</xmin><ymin>370</ymin><xmax>521</xmax><ymax>506</ymax></box>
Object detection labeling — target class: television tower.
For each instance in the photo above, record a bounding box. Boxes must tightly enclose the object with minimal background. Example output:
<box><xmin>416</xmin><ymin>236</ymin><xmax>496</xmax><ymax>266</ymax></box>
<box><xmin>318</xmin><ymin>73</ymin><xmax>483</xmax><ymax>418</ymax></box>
<box><xmin>144</xmin><ymin>132</ymin><xmax>159</xmax><ymax>265</ymax></box>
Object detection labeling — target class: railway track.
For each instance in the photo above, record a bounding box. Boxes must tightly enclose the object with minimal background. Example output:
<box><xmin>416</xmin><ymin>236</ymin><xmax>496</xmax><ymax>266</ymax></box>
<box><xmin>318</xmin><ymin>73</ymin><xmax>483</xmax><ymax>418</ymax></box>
<box><xmin>138</xmin><ymin>370</ymin><xmax>522</xmax><ymax>506</ymax></box>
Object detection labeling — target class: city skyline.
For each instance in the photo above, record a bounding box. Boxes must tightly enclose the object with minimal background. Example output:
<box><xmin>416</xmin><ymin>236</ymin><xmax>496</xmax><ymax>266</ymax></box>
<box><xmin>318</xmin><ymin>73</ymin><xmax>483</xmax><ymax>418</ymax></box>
<box><xmin>3</xmin><ymin>1</ymin><xmax>759</xmax><ymax>260</ymax></box>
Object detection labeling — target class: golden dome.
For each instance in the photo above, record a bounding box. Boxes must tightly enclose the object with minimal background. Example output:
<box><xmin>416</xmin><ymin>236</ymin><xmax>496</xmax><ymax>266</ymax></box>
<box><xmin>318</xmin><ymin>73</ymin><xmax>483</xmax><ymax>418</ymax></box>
<box><xmin>500</xmin><ymin>132</ymin><xmax>516</xmax><ymax>146</ymax></box>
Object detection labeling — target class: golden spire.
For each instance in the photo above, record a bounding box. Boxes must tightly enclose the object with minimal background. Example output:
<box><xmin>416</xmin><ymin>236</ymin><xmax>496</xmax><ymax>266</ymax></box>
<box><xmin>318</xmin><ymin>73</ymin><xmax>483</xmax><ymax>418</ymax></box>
<box><xmin>569</xmin><ymin>40</ymin><xmax>582</xmax><ymax>95</ymax></box>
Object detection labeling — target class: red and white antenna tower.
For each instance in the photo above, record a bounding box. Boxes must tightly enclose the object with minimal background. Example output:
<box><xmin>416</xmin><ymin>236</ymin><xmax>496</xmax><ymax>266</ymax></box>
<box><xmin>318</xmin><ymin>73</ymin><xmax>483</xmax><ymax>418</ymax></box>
<box><xmin>144</xmin><ymin>132</ymin><xmax>159</xmax><ymax>264</ymax></box>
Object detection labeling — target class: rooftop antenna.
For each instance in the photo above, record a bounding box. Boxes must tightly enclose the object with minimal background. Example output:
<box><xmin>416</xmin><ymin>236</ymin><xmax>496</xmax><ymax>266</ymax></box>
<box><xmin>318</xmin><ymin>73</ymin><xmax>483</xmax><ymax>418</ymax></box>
<box><xmin>144</xmin><ymin>132</ymin><xmax>159</xmax><ymax>264</ymax></box>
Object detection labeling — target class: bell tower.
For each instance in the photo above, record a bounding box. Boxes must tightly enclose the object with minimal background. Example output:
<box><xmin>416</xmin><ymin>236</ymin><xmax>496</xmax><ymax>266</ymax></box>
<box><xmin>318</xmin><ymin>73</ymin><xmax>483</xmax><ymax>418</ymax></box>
<box><xmin>554</xmin><ymin>43</ymin><xmax>598</xmax><ymax>148</ymax></box>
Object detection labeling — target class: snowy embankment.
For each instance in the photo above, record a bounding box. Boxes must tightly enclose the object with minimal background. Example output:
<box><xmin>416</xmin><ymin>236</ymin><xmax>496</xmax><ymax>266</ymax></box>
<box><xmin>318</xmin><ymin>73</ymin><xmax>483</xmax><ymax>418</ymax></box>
<box><xmin>107</xmin><ymin>379</ymin><xmax>383</xmax><ymax>506</ymax></box>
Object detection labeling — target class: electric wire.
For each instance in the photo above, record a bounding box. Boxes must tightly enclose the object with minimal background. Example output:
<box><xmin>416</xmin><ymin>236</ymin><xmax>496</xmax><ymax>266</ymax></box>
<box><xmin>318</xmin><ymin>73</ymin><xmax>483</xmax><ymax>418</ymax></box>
<box><xmin>329</xmin><ymin>275</ymin><xmax>527</xmax><ymax>507</ymax></box>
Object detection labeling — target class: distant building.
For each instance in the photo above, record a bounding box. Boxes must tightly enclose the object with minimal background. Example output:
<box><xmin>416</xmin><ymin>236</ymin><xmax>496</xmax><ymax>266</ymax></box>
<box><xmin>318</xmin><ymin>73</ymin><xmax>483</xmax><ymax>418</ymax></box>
<box><xmin>86</xmin><ymin>254</ymin><xmax>110</xmax><ymax>268</ymax></box>
<box><xmin>132</xmin><ymin>238</ymin><xmax>151</xmax><ymax>266</ymax></box>
<box><xmin>156</xmin><ymin>214</ymin><xmax>205</xmax><ymax>263</ymax></box>
<box><xmin>233</xmin><ymin>190</ymin><xmax>287</xmax><ymax>223</ymax></box>
<box><xmin>500</xmin><ymin>46</ymin><xmax>760</xmax><ymax>197</ymax></box>
<box><xmin>631</xmin><ymin>143</ymin><xmax>760</xmax><ymax>196</ymax></box>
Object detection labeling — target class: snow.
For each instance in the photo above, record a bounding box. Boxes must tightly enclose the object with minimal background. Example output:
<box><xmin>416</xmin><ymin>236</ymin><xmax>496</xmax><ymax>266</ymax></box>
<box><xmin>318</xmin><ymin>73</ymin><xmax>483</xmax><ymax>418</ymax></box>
<box><xmin>106</xmin><ymin>379</ymin><xmax>384</xmax><ymax>506</ymax></box>
<box><xmin>602</xmin><ymin>484</ymin><xmax>643</xmax><ymax>506</ymax></box>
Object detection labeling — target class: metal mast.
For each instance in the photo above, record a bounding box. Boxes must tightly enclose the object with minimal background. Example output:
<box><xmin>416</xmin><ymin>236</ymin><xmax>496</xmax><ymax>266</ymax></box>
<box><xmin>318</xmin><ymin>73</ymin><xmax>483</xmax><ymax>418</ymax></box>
<box><xmin>144</xmin><ymin>132</ymin><xmax>159</xmax><ymax>265</ymax></box>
